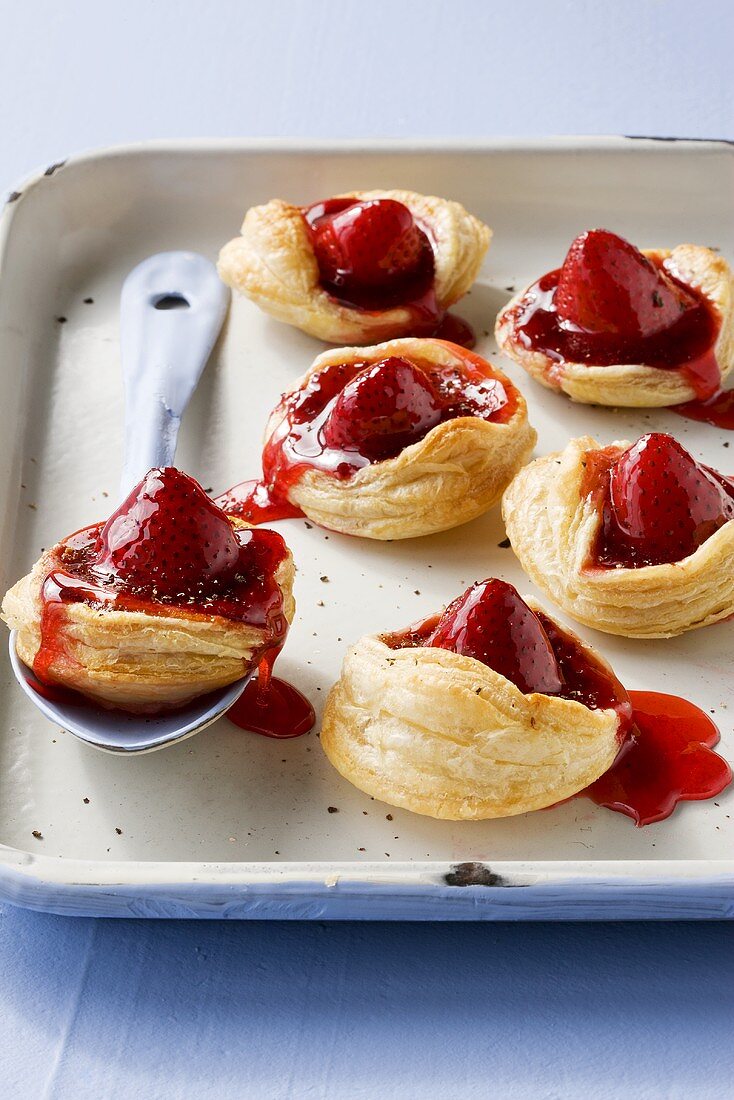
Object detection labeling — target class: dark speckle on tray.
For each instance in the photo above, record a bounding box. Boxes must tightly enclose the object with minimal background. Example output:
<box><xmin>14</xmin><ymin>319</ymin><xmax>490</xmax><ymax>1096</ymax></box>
<box><xmin>115</xmin><ymin>827</ymin><xmax>122</xmax><ymax>835</ymax></box>
<box><xmin>56</xmin><ymin>316</ymin><xmax>67</xmax><ymax>324</ymax></box>
<box><xmin>83</xmin><ymin>797</ymin><xmax>90</xmax><ymax>804</ymax></box>
<box><xmin>83</xmin><ymin>297</ymin><xmax>94</xmax><ymax>304</ymax></box>
<box><xmin>327</xmin><ymin>806</ymin><xmax>339</xmax><ymax>813</ymax></box>
<box><xmin>444</xmin><ymin>862</ymin><xmax>503</xmax><ymax>887</ymax></box>
<box><xmin>32</xmin><ymin>830</ymin><xmax>43</xmax><ymax>840</ymax></box>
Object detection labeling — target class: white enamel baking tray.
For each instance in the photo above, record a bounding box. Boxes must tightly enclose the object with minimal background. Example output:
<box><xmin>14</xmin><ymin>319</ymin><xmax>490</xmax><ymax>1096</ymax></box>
<box><xmin>0</xmin><ymin>138</ymin><xmax>732</xmax><ymax>920</ymax></box>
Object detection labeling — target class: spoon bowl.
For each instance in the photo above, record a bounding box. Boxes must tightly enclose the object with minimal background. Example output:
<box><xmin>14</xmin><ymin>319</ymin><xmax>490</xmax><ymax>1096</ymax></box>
<box><xmin>9</xmin><ymin>631</ymin><xmax>249</xmax><ymax>753</ymax></box>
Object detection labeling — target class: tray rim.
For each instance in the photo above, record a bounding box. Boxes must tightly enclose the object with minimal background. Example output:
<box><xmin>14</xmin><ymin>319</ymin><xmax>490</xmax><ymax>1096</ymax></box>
<box><xmin>1</xmin><ymin>134</ymin><xmax>732</xmax><ymax>920</ymax></box>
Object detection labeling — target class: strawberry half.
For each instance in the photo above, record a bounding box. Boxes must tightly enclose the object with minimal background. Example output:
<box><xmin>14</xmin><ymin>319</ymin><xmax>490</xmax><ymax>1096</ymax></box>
<box><xmin>555</xmin><ymin>229</ymin><xmax>695</xmax><ymax>337</ymax></box>
<box><xmin>599</xmin><ymin>433</ymin><xmax>734</xmax><ymax>567</ymax></box>
<box><xmin>323</xmin><ymin>356</ymin><xmax>443</xmax><ymax>462</ymax></box>
<box><xmin>429</xmin><ymin>578</ymin><xmax>565</xmax><ymax>695</ymax></box>
<box><xmin>94</xmin><ymin>467</ymin><xmax>241</xmax><ymax>596</ymax></box>
<box><xmin>311</xmin><ymin>198</ymin><xmax>433</xmax><ymax>301</ymax></box>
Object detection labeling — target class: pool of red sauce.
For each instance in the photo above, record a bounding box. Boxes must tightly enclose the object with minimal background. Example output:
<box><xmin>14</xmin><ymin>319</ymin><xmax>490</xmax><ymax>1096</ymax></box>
<box><xmin>506</xmin><ymin>260</ymin><xmax>723</xmax><ymax>405</ymax></box>
<box><xmin>384</xmin><ymin>618</ymin><xmax>731</xmax><ymax>825</ymax></box>
<box><xmin>302</xmin><ymin>197</ymin><xmax>476</xmax><ymax>348</ymax></box>
<box><xmin>217</xmin><ymin>347</ymin><xmax>516</xmax><ymax>525</ymax></box>
<box><xmin>30</xmin><ymin>524</ymin><xmax>314</xmax><ymax>738</ymax></box>
<box><xmin>584</xmin><ymin>691</ymin><xmax>732</xmax><ymax>826</ymax></box>
<box><xmin>226</xmin><ymin>648</ymin><xmax>315</xmax><ymax>739</ymax></box>
<box><xmin>675</xmin><ymin>388</ymin><xmax>734</xmax><ymax>431</ymax></box>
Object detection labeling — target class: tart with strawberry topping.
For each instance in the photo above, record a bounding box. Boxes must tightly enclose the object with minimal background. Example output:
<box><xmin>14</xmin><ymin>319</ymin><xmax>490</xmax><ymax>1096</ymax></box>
<box><xmin>502</xmin><ymin>433</ymin><xmax>734</xmax><ymax>637</ymax></box>
<box><xmin>1</xmin><ymin>468</ymin><xmax>295</xmax><ymax>713</ymax></box>
<box><xmin>495</xmin><ymin>230</ymin><xmax>734</xmax><ymax>407</ymax></box>
<box><xmin>321</xmin><ymin>579</ymin><xmax>632</xmax><ymax>819</ymax></box>
<box><xmin>217</xmin><ymin>338</ymin><xmax>536</xmax><ymax>540</ymax></box>
<box><xmin>217</xmin><ymin>190</ymin><xmax>490</xmax><ymax>344</ymax></box>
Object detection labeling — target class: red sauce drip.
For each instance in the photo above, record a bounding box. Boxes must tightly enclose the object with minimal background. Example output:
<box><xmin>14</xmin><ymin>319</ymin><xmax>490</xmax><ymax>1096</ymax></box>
<box><xmin>432</xmin><ymin>313</ymin><xmax>477</xmax><ymax>349</ymax></box>
<box><xmin>675</xmin><ymin>387</ymin><xmax>734</xmax><ymax>431</ymax></box>
<box><xmin>507</xmin><ymin>263</ymin><xmax>722</xmax><ymax>400</ymax></box>
<box><xmin>217</xmin><ymin>348</ymin><xmax>515</xmax><ymax>524</ymax></box>
<box><xmin>32</xmin><ymin>523</ymin><xmax>291</xmax><ymax>705</ymax></box>
<box><xmin>584</xmin><ymin>691</ymin><xmax>732</xmax><ymax>826</ymax></box>
<box><xmin>227</xmin><ymin>664</ymin><xmax>315</xmax><ymax>739</ymax></box>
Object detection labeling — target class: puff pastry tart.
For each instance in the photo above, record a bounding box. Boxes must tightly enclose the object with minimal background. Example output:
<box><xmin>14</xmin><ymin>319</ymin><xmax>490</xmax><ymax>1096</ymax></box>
<box><xmin>217</xmin><ymin>338</ymin><xmax>536</xmax><ymax>540</ymax></box>
<box><xmin>321</xmin><ymin>578</ymin><xmax>632</xmax><ymax>819</ymax></box>
<box><xmin>503</xmin><ymin>432</ymin><xmax>734</xmax><ymax>638</ymax></box>
<box><xmin>218</xmin><ymin>190</ymin><xmax>491</xmax><ymax>344</ymax></box>
<box><xmin>1</xmin><ymin>468</ymin><xmax>295</xmax><ymax>713</ymax></box>
<box><xmin>495</xmin><ymin>229</ymin><xmax>734</xmax><ymax>406</ymax></box>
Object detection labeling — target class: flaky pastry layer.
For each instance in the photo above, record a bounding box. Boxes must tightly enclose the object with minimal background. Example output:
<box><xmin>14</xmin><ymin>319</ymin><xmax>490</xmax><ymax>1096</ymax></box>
<box><xmin>269</xmin><ymin>338</ymin><xmax>536</xmax><ymax>540</ymax></box>
<box><xmin>218</xmin><ymin>189</ymin><xmax>491</xmax><ymax>344</ymax></box>
<box><xmin>321</xmin><ymin>625</ymin><xmax>622</xmax><ymax>820</ymax></box>
<box><xmin>495</xmin><ymin>246</ymin><xmax>734</xmax><ymax>406</ymax></box>
<box><xmin>1</xmin><ymin>526</ymin><xmax>296</xmax><ymax>713</ymax></box>
<box><xmin>502</xmin><ymin>436</ymin><xmax>734</xmax><ymax>638</ymax></box>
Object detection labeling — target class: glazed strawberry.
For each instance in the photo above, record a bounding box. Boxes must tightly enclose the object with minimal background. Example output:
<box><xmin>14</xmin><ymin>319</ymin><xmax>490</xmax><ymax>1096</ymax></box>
<box><xmin>429</xmin><ymin>578</ymin><xmax>564</xmax><ymax>695</ymax></box>
<box><xmin>556</xmin><ymin>229</ymin><xmax>695</xmax><ymax>337</ymax></box>
<box><xmin>309</xmin><ymin>198</ymin><xmax>433</xmax><ymax>303</ymax></box>
<box><xmin>597</xmin><ymin>433</ymin><xmax>734</xmax><ymax>567</ymax></box>
<box><xmin>94</xmin><ymin>467</ymin><xmax>241</xmax><ymax>596</ymax></box>
<box><xmin>323</xmin><ymin>357</ymin><xmax>443</xmax><ymax>461</ymax></box>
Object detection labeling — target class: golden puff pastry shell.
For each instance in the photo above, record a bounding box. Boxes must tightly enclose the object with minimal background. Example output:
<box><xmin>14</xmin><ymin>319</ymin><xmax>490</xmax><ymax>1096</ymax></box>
<box><xmin>218</xmin><ymin>190</ymin><xmax>491</xmax><ymax>344</ymax></box>
<box><xmin>1</xmin><ymin>528</ymin><xmax>295</xmax><ymax>713</ymax></box>
<box><xmin>321</xmin><ymin>625</ymin><xmax>622</xmax><ymax>820</ymax></box>
<box><xmin>495</xmin><ymin>246</ymin><xmax>734</xmax><ymax>407</ymax></box>
<box><xmin>269</xmin><ymin>337</ymin><xmax>537</xmax><ymax>540</ymax></box>
<box><xmin>502</xmin><ymin>436</ymin><xmax>734</xmax><ymax>638</ymax></box>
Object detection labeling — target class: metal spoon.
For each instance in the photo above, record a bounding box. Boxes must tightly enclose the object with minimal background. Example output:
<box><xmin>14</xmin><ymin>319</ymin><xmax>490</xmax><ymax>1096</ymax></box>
<box><xmin>8</xmin><ymin>250</ymin><xmax>244</xmax><ymax>753</ymax></box>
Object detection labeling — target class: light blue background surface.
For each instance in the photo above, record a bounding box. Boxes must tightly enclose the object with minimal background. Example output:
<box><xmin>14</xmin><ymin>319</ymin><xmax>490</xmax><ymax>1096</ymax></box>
<box><xmin>1</xmin><ymin>1</ymin><xmax>732</xmax><ymax>1096</ymax></box>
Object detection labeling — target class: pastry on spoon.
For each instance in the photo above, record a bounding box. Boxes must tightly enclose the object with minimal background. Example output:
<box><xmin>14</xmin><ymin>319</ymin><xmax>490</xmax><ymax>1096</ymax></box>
<box><xmin>2</xmin><ymin>467</ymin><xmax>295</xmax><ymax>713</ymax></box>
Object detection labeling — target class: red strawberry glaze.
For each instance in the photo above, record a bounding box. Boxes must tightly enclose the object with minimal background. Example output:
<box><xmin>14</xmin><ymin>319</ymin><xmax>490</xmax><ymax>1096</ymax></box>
<box><xmin>428</xmin><ymin>579</ymin><xmax>565</xmax><ymax>695</ymax></box>
<box><xmin>584</xmin><ymin>691</ymin><xmax>732</xmax><ymax>826</ymax></box>
<box><xmin>384</xmin><ymin>582</ymin><xmax>731</xmax><ymax>825</ymax></box>
<box><xmin>675</xmin><ymin>388</ymin><xmax>734</xmax><ymax>431</ymax></box>
<box><xmin>302</xmin><ymin>197</ymin><xmax>476</xmax><ymax>347</ymax></box>
<box><xmin>217</xmin><ymin>346</ymin><xmax>516</xmax><ymax>525</ymax></box>
<box><xmin>34</xmin><ymin>522</ymin><xmax>289</xmax><ymax>678</ymax></box>
<box><xmin>507</xmin><ymin>249</ymin><xmax>721</xmax><ymax>401</ymax></box>
<box><xmin>580</xmin><ymin>434</ymin><xmax>734</xmax><ymax>569</ymax></box>
<box><xmin>29</xmin><ymin>469</ymin><xmax>314</xmax><ymax>735</ymax></box>
<box><xmin>384</xmin><ymin>581</ymin><xmax>633</xmax><ymax>738</ymax></box>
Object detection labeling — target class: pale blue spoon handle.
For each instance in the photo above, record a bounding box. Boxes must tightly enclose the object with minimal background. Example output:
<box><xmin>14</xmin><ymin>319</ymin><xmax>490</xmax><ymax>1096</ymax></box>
<box><xmin>118</xmin><ymin>251</ymin><xmax>229</xmax><ymax>499</ymax></box>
